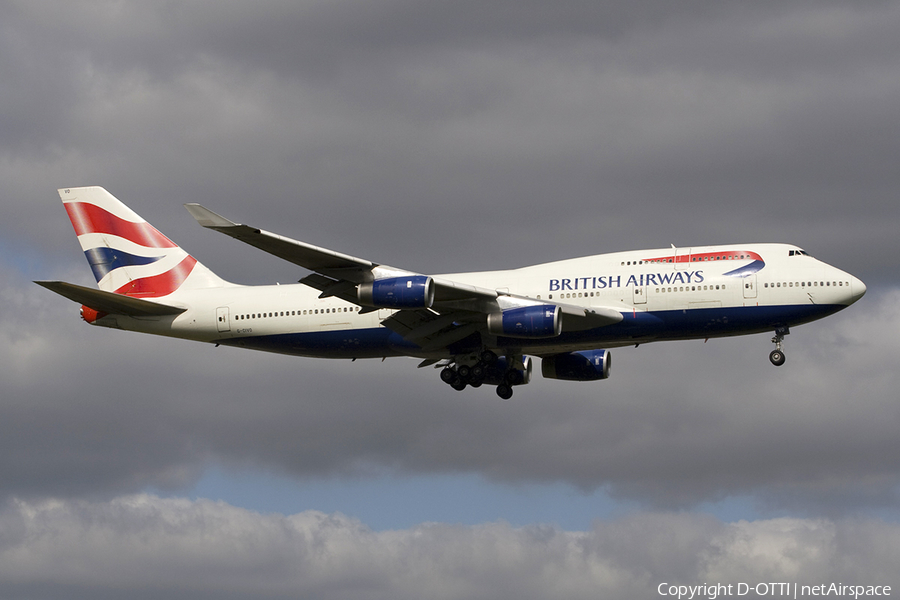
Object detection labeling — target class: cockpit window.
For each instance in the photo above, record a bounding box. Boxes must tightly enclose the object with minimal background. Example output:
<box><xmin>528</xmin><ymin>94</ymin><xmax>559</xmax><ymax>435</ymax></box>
<box><xmin>789</xmin><ymin>249</ymin><xmax>810</xmax><ymax>257</ymax></box>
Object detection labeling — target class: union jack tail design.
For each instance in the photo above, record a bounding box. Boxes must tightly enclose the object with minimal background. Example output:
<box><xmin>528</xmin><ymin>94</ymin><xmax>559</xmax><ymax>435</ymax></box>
<box><xmin>59</xmin><ymin>187</ymin><xmax>226</xmax><ymax>297</ymax></box>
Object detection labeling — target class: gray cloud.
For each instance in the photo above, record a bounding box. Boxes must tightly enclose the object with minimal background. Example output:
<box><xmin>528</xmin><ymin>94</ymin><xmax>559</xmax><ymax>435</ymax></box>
<box><xmin>2</xmin><ymin>1</ymin><xmax>899</xmax><ymax>596</ymax></box>
<box><xmin>3</xmin><ymin>1</ymin><xmax>899</xmax><ymax>278</ymax></box>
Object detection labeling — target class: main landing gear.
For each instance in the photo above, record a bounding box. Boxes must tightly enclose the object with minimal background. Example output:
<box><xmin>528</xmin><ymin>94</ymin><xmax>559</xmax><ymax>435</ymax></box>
<box><xmin>439</xmin><ymin>350</ymin><xmax>525</xmax><ymax>399</ymax></box>
<box><xmin>769</xmin><ymin>326</ymin><xmax>789</xmax><ymax>366</ymax></box>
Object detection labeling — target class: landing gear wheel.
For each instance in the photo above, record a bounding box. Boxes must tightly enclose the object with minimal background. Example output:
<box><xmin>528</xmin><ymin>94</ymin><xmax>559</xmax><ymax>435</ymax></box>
<box><xmin>480</xmin><ymin>350</ymin><xmax>498</xmax><ymax>365</ymax></box>
<box><xmin>504</xmin><ymin>369</ymin><xmax>524</xmax><ymax>386</ymax></box>
<box><xmin>440</xmin><ymin>367</ymin><xmax>456</xmax><ymax>384</ymax></box>
<box><xmin>496</xmin><ymin>384</ymin><xmax>513</xmax><ymax>400</ymax></box>
<box><xmin>770</xmin><ymin>326</ymin><xmax>789</xmax><ymax>367</ymax></box>
<box><xmin>457</xmin><ymin>364</ymin><xmax>471</xmax><ymax>379</ymax></box>
<box><xmin>470</xmin><ymin>364</ymin><xmax>485</xmax><ymax>380</ymax></box>
<box><xmin>450</xmin><ymin>376</ymin><xmax>467</xmax><ymax>391</ymax></box>
<box><xmin>769</xmin><ymin>349</ymin><xmax>786</xmax><ymax>366</ymax></box>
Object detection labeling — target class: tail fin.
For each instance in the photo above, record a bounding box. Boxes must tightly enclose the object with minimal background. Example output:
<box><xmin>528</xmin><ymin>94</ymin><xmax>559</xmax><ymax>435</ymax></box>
<box><xmin>59</xmin><ymin>186</ymin><xmax>228</xmax><ymax>297</ymax></box>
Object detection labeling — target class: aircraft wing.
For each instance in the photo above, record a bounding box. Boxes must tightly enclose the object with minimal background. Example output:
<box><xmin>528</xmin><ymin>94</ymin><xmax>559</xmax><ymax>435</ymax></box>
<box><xmin>185</xmin><ymin>203</ymin><xmax>500</xmax><ymax>303</ymax></box>
<box><xmin>35</xmin><ymin>281</ymin><xmax>187</xmax><ymax>316</ymax></box>
<box><xmin>185</xmin><ymin>204</ymin><xmax>622</xmax><ymax>347</ymax></box>
<box><xmin>184</xmin><ymin>204</ymin><xmax>374</xmax><ymax>282</ymax></box>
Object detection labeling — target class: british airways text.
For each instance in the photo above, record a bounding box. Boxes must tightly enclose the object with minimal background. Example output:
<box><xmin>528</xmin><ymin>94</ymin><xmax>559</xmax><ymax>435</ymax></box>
<box><xmin>549</xmin><ymin>270</ymin><xmax>705</xmax><ymax>291</ymax></box>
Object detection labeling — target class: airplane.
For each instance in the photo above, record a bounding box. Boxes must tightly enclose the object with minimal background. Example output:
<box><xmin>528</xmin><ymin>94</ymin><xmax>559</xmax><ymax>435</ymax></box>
<box><xmin>37</xmin><ymin>186</ymin><xmax>866</xmax><ymax>399</ymax></box>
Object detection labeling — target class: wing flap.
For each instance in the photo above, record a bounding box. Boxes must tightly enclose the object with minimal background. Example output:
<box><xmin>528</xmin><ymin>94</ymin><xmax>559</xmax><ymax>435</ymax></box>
<box><xmin>35</xmin><ymin>281</ymin><xmax>187</xmax><ymax>316</ymax></box>
<box><xmin>432</xmin><ymin>278</ymin><xmax>498</xmax><ymax>303</ymax></box>
<box><xmin>558</xmin><ymin>305</ymin><xmax>623</xmax><ymax>331</ymax></box>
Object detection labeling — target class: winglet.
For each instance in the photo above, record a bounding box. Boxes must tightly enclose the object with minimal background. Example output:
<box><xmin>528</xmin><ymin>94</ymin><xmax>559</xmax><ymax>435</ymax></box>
<box><xmin>184</xmin><ymin>203</ymin><xmax>239</xmax><ymax>229</ymax></box>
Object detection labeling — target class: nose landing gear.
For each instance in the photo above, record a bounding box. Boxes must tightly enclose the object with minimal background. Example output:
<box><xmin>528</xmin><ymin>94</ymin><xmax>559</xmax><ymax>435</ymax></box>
<box><xmin>769</xmin><ymin>326</ymin><xmax>789</xmax><ymax>366</ymax></box>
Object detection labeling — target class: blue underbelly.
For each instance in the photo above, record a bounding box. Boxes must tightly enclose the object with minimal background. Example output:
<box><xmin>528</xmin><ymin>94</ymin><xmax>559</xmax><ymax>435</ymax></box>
<box><xmin>217</xmin><ymin>303</ymin><xmax>846</xmax><ymax>358</ymax></box>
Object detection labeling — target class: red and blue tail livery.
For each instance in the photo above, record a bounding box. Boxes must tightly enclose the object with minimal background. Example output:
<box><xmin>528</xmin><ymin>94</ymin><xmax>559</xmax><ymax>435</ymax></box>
<box><xmin>38</xmin><ymin>186</ymin><xmax>866</xmax><ymax>399</ymax></box>
<box><xmin>59</xmin><ymin>187</ymin><xmax>221</xmax><ymax>298</ymax></box>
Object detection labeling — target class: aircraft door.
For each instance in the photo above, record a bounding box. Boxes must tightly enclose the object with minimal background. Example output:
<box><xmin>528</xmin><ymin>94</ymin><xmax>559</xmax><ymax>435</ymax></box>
<box><xmin>216</xmin><ymin>307</ymin><xmax>231</xmax><ymax>332</ymax></box>
<box><xmin>742</xmin><ymin>275</ymin><xmax>758</xmax><ymax>299</ymax></box>
<box><xmin>675</xmin><ymin>247</ymin><xmax>693</xmax><ymax>270</ymax></box>
<box><xmin>632</xmin><ymin>284</ymin><xmax>647</xmax><ymax>305</ymax></box>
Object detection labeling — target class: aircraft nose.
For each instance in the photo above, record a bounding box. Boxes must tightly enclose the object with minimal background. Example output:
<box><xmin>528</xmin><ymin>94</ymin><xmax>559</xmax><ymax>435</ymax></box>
<box><xmin>848</xmin><ymin>275</ymin><xmax>866</xmax><ymax>305</ymax></box>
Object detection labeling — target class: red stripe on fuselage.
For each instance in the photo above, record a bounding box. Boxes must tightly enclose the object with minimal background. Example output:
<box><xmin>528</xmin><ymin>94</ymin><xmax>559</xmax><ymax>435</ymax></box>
<box><xmin>642</xmin><ymin>250</ymin><xmax>763</xmax><ymax>264</ymax></box>
<box><xmin>65</xmin><ymin>202</ymin><xmax>177</xmax><ymax>248</ymax></box>
<box><xmin>114</xmin><ymin>255</ymin><xmax>197</xmax><ymax>298</ymax></box>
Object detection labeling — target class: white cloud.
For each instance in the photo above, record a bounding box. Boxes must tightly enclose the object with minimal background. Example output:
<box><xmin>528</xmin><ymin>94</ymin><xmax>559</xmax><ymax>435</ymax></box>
<box><xmin>1</xmin><ymin>495</ymin><xmax>897</xmax><ymax>599</ymax></box>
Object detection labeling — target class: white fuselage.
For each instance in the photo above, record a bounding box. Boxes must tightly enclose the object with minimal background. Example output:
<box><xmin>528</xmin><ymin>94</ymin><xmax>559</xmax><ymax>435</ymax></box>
<box><xmin>90</xmin><ymin>243</ymin><xmax>865</xmax><ymax>360</ymax></box>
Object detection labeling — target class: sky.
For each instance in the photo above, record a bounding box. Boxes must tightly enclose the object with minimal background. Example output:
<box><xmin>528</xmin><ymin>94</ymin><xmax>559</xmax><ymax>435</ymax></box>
<box><xmin>2</xmin><ymin>1</ymin><xmax>899</xmax><ymax>598</ymax></box>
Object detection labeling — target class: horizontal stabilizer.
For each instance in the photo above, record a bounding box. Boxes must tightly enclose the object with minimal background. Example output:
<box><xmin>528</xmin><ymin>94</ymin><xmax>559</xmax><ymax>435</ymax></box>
<box><xmin>35</xmin><ymin>281</ymin><xmax>187</xmax><ymax>317</ymax></box>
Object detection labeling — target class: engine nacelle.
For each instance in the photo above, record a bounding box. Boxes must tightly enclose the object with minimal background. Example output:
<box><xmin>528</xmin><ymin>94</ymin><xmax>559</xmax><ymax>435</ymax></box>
<box><xmin>358</xmin><ymin>275</ymin><xmax>435</xmax><ymax>309</ymax></box>
<box><xmin>486</xmin><ymin>305</ymin><xmax>562</xmax><ymax>338</ymax></box>
<box><xmin>541</xmin><ymin>349</ymin><xmax>611</xmax><ymax>381</ymax></box>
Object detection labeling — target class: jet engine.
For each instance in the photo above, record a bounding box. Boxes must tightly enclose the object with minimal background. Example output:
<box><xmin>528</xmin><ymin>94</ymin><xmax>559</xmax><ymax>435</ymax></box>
<box><xmin>486</xmin><ymin>305</ymin><xmax>562</xmax><ymax>338</ymax></box>
<box><xmin>541</xmin><ymin>349</ymin><xmax>611</xmax><ymax>381</ymax></box>
<box><xmin>357</xmin><ymin>275</ymin><xmax>435</xmax><ymax>309</ymax></box>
